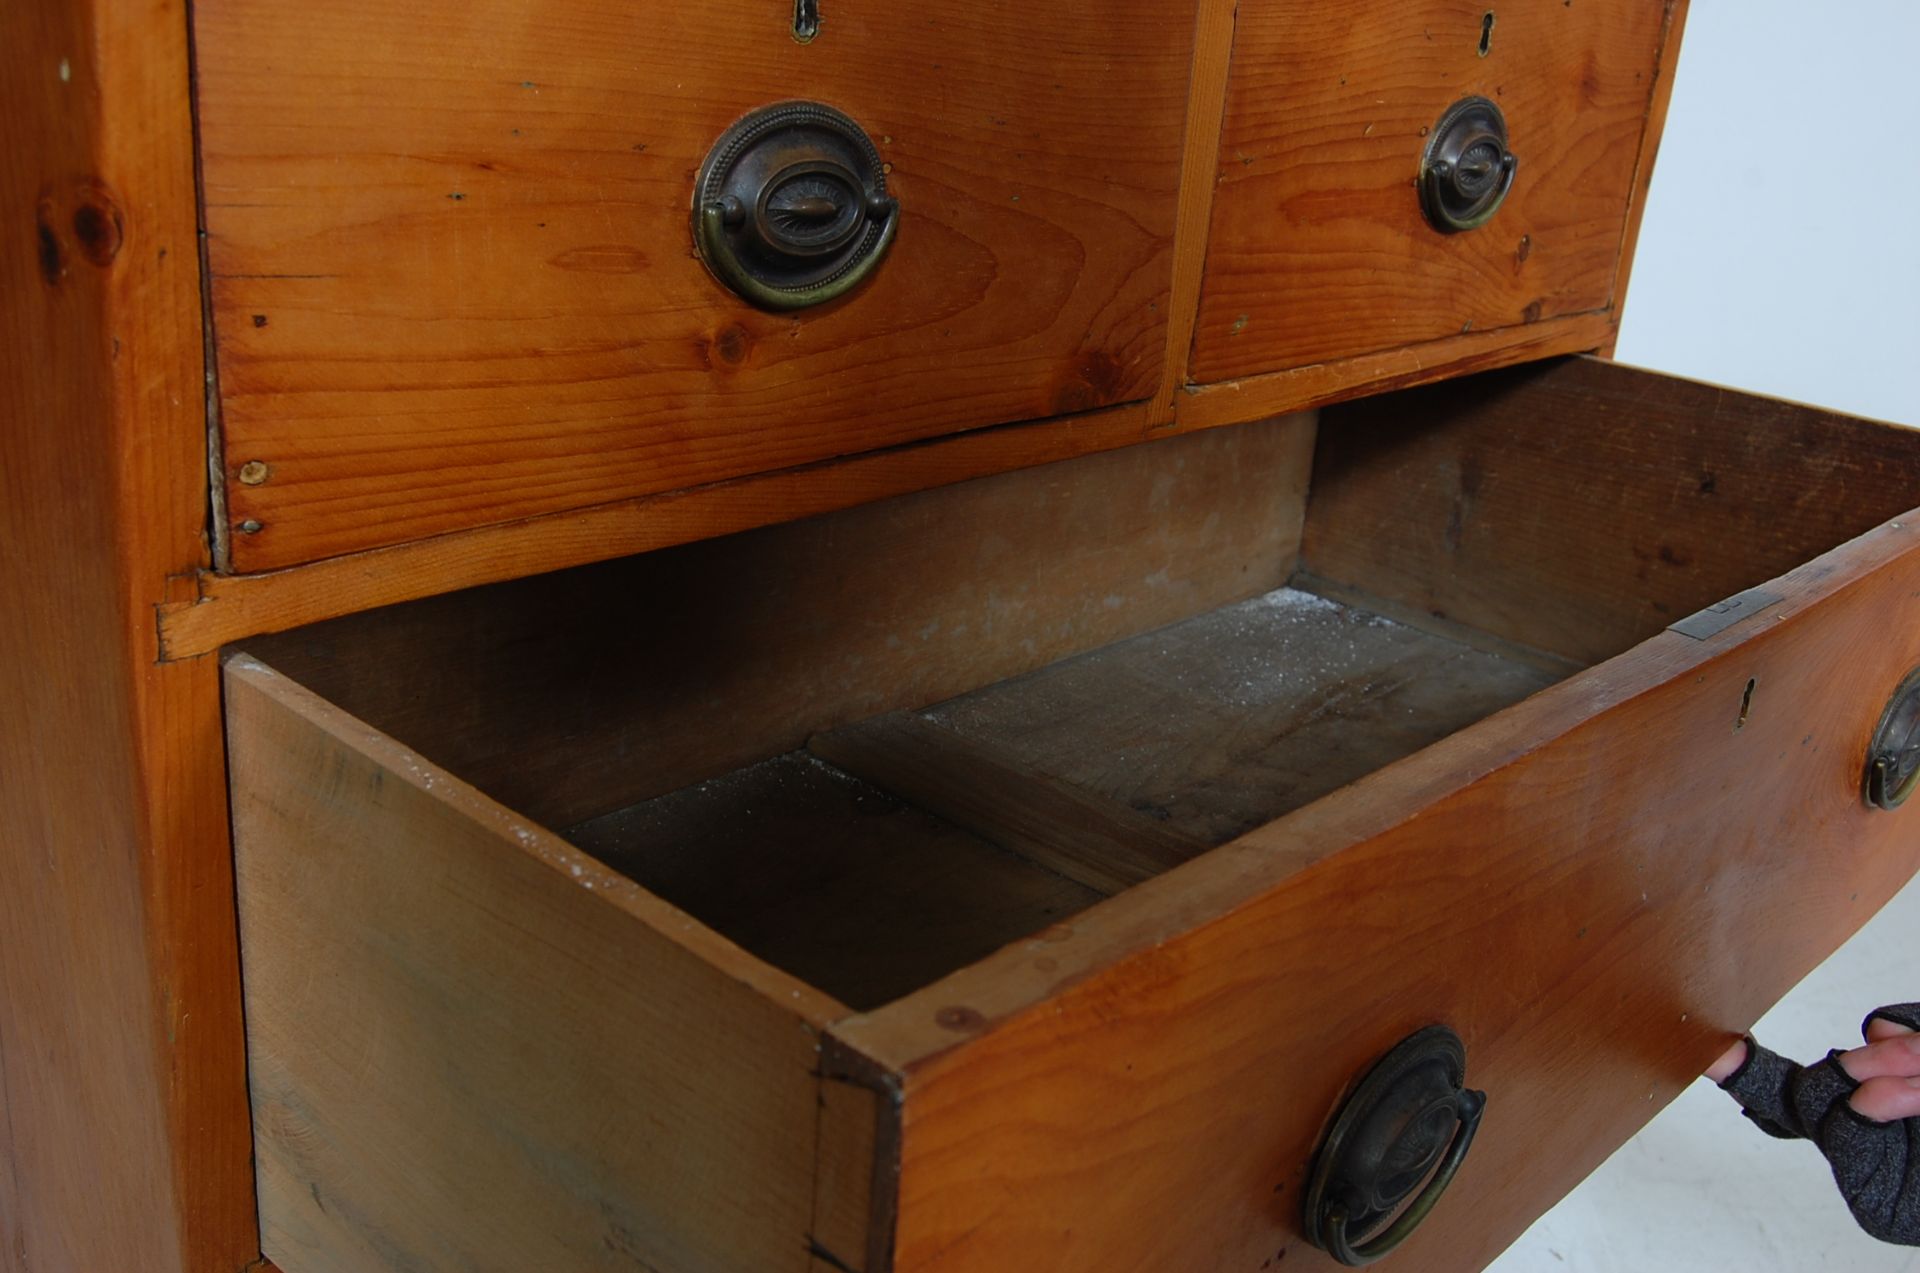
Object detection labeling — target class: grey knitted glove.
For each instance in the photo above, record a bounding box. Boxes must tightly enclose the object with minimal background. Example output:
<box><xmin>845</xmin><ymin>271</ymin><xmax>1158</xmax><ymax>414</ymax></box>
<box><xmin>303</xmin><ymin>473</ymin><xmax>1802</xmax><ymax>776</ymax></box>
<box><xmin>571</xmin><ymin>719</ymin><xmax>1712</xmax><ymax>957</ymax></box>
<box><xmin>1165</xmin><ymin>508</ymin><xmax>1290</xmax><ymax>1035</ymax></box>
<box><xmin>1719</xmin><ymin>1003</ymin><xmax>1920</xmax><ymax>1246</ymax></box>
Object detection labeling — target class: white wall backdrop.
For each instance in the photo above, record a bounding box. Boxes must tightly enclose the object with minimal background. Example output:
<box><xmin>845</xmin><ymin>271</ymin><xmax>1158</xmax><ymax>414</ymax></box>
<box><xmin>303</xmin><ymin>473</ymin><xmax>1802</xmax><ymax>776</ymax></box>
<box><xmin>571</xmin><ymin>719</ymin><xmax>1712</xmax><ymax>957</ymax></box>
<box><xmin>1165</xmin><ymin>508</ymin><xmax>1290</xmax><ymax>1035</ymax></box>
<box><xmin>1613</xmin><ymin>1</ymin><xmax>1920</xmax><ymax>426</ymax></box>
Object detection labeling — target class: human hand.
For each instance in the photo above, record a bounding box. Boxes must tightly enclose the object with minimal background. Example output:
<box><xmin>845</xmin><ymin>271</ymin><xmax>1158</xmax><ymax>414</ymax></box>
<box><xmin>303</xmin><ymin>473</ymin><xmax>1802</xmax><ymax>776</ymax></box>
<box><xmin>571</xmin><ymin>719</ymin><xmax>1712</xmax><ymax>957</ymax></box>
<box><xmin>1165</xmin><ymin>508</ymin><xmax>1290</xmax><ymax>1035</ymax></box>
<box><xmin>1836</xmin><ymin>1012</ymin><xmax>1920</xmax><ymax>1123</ymax></box>
<box><xmin>1706</xmin><ymin>1008</ymin><xmax>1920</xmax><ymax>1123</ymax></box>
<box><xmin>1709</xmin><ymin>1003</ymin><xmax>1920</xmax><ymax>1246</ymax></box>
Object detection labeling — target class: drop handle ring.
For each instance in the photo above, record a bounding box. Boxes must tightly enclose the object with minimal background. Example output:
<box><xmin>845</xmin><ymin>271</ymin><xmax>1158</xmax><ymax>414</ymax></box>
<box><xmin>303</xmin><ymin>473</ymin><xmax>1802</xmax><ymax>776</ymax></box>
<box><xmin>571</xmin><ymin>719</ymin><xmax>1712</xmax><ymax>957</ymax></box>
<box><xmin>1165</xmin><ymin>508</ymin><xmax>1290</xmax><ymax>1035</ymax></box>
<box><xmin>1420</xmin><ymin>96</ymin><xmax>1518</xmax><ymax>233</ymax></box>
<box><xmin>1867</xmin><ymin>667</ymin><xmax>1920</xmax><ymax>810</ymax></box>
<box><xmin>695</xmin><ymin>193</ymin><xmax>898</xmax><ymax>313</ymax></box>
<box><xmin>1304</xmin><ymin>1026</ymin><xmax>1488</xmax><ymax>1266</ymax></box>
<box><xmin>692</xmin><ymin>100</ymin><xmax>898</xmax><ymax>311</ymax></box>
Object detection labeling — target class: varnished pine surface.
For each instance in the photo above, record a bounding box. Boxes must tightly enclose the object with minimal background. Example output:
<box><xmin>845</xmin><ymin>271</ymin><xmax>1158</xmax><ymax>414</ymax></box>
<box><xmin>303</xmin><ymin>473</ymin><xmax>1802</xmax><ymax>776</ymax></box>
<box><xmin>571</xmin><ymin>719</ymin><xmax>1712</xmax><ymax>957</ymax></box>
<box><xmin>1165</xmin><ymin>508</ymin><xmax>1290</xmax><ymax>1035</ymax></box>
<box><xmin>154</xmin><ymin>327</ymin><xmax>1630</xmax><ymax>664</ymax></box>
<box><xmin>1177</xmin><ymin>310</ymin><xmax>1615</xmax><ymax>430</ymax></box>
<box><xmin>1148</xmin><ymin>0</ymin><xmax>1241</xmax><ymax>422</ymax></box>
<box><xmin>1</xmin><ymin>1</ymin><xmax>258</xmax><ymax>1269</ymax></box>
<box><xmin>159</xmin><ymin>400</ymin><xmax>1163</xmax><ymax>660</ymax></box>
<box><xmin>1192</xmin><ymin>0</ymin><xmax>1670</xmax><ymax>382</ymax></box>
<box><xmin>193</xmin><ymin>0</ymin><xmax>1197</xmax><ymax>571</ymax></box>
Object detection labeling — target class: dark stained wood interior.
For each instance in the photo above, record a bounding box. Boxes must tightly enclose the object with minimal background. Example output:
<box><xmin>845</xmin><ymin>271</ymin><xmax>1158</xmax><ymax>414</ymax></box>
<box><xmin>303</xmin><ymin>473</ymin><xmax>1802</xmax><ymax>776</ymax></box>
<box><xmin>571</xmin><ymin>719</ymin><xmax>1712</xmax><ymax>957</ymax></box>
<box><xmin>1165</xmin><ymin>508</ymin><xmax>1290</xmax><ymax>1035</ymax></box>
<box><xmin>246</xmin><ymin>417</ymin><xmax>1313</xmax><ymax>828</ymax></box>
<box><xmin>1304</xmin><ymin>357</ymin><xmax>1920</xmax><ymax>665</ymax></box>
<box><xmin>810</xmin><ymin>711</ymin><xmax>1214</xmax><ymax>896</ymax></box>
<box><xmin>910</xmin><ymin>586</ymin><xmax>1561</xmax><ymax>846</ymax></box>
<box><xmin>568</xmin><ymin>585</ymin><xmax>1559</xmax><ymax>1008</ymax></box>
<box><xmin>567</xmin><ymin>753</ymin><xmax>1103</xmax><ymax>1012</ymax></box>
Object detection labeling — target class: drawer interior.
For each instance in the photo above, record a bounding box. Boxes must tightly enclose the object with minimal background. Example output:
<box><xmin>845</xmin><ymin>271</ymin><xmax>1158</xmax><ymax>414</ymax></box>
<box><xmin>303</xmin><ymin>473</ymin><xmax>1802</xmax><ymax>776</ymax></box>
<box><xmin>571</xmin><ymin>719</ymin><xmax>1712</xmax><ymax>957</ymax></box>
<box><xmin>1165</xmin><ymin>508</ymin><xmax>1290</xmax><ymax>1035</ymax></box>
<box><xmin>561</xmin><ymin>584</ymin><xmax>1559</xmax><ymax>1008</ymax></box>
<box><xmin>243</xmin><ymin>356</ymin><xmax>1919</xmax><ymax>1015</ymax></box>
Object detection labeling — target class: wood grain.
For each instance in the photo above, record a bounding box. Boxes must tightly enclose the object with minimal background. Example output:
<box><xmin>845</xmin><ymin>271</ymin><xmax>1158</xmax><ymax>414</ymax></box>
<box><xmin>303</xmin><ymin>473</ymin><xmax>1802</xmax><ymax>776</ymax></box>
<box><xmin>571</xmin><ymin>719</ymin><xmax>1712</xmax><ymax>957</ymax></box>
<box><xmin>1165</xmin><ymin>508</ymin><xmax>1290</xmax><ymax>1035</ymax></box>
<box><xmin>1174</xmin><ymin>309</ymin><xmax>1615</xmax><ymax>432</ymax></box>
<box><xmin>158</xmin><ymin>399</ymin><xmax>1156</xmax><ymax>659</ymax></box>
<box><xmin>0</xmin><ymin>1</ymin><xmax>257</xmax><ymax>1269</ymax></box>
<box><xmin>565</xmin><ymin>753</ymin><xmax>1102</xmax><ymax>1012</ymax></box>
<box><xmin>1303</xmin><ymin>356</ymin><xmax>1920</xmax><ymax>665</ymax></box>
<box><xmin>810</xmin><ymin>714</ymin><xmax>1211</xmax><ymax>895</ymax></box>
<box><xmin>243</xmin><ymin>416</ymin><xmax>1316</xmax><ymax>829</ymax></box>
<box><xmin>839</xmin><ymin>514</ymin><xmax>1920</xmax><ymax>1273</ymax></box>
<box><xmin>225</xmin><ymin>657</ymin><xmax>855</xmax><ymax>1273</ymax></box>
<box><xmin>193</xmin><ymin>0</ymin><xmax>1198</xmax><ymax>571</ymax></box>
<box><xmin>158</xmin><ymin>305</ymin><xmax>1603</xmax><ymax>667</ymax></box>
<box><xmin>1192</xmin><ymin>0</ymin><xmax>1669</xmax><ymax>382</ymax></box>
<box><xmin>812</xmin><ymin>1078</ymin><xmax>881</xmax><ymax>1273</ymax></box>
<box><xmin>920</xmin><ymin>585</ymin><xmax>1562</xmax><ymax>846</ymax></box>
<box><xmin>1149</xmin><ymin>0</ymin><xmax>1242</xmax><ymax>423</ymax></box>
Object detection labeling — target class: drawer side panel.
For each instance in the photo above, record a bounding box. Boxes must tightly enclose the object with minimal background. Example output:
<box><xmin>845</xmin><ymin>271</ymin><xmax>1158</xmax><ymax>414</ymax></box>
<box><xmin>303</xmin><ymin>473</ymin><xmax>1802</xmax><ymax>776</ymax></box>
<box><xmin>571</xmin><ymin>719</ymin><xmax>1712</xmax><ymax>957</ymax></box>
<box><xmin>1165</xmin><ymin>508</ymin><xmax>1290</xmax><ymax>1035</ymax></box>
<box><xmin>1304</xmin><ymin>357</ymin><xmax>1920</xmax><ymax>666</ymax></box>
<box><xmin>225</xmin><ymin>658</ymin><xmax>847</xmax><ymax>1273</ymax></box>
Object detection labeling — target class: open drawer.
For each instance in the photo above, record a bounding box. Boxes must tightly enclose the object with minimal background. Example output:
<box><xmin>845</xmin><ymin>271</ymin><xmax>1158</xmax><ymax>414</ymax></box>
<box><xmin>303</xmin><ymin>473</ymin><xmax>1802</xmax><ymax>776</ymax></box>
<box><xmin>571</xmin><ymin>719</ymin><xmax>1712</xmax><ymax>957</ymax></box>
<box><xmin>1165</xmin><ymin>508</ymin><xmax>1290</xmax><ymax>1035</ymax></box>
<box><xmin>226</xmin><ymin>357</ymin><xmax>1920</xmax><ymax>1273</ymax></box>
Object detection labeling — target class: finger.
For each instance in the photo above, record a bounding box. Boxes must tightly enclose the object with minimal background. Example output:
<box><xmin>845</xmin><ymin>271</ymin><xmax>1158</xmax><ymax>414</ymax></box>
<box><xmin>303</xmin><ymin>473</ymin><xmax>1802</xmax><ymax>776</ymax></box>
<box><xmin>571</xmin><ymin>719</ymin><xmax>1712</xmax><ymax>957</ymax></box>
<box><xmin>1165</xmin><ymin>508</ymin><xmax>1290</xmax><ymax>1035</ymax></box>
<box><xmin>1862</xmin><ymin>1003</ymin><xmax>1920</xmax><ymax>1039</ymax></box>
<box><xmin>1722</xmin><ymin>1041</ymin><xmax>1813</xmax><ymax>1138</ymax></box>
<box><xmin>1705</xmin><ymin>1038</ymin><xmax>1748</xmax><ymax>1083</ymax></box>
<box><xmin>1847</xmin><ymin>1074</ymin><xmax>1920</xmax><ymax>1123</ymax></box>
<box><xmin>1866</xmin><ymin>1016</ymin><xmax>1916</xmax><ymax>1043</ymax></box>
<box><xmin>1837</xmin><ymin>1032</ymin><xmax>1920</xmax><ymax>1083</ymax></box>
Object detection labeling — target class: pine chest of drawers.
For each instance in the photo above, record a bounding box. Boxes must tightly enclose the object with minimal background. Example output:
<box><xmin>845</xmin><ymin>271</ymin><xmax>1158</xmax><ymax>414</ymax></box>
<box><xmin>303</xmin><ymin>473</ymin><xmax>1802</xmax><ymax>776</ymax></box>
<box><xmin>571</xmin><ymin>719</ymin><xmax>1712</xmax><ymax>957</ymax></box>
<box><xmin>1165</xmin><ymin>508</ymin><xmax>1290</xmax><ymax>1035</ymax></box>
<box><xmin>6</xmin><ymin>3</ymin><xmax>1919</xmax><ymax>1272</ymax></box>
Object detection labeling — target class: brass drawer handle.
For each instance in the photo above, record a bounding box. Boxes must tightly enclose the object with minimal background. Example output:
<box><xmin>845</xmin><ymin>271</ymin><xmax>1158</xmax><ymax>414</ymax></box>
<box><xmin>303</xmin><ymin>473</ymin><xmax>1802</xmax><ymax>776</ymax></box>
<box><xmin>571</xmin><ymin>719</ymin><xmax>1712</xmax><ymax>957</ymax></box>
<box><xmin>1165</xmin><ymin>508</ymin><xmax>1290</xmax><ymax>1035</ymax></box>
<box><xmin>1866</xmin><ymin>667</ymin><xmax>1920</xmax><ymax>810</ymax></box>
<box><xmin>1304</xmin><ymin>1026</ymin><xmax>1487</xmax><ymax>1266</ymax></box>
<box><xmin>693</xmin><ymin>100</ymin><xmax>898</xmax><ymax>311</ymax></box>
<box><xmin>1420</xmin><ymin>97</ymin><xmax>1518</xmax><ymax>234</ymax></box>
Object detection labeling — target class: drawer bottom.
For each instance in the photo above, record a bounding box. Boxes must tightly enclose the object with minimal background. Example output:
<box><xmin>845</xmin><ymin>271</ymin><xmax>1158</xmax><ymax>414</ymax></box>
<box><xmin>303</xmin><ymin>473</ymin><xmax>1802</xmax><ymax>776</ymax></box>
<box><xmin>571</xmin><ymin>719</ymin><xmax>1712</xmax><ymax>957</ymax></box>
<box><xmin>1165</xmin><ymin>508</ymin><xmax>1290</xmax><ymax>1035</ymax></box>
<box><xmin>563</xmin><ymin>585</ymin><xmax>1563</xmax><ymax>1011</ymax></box>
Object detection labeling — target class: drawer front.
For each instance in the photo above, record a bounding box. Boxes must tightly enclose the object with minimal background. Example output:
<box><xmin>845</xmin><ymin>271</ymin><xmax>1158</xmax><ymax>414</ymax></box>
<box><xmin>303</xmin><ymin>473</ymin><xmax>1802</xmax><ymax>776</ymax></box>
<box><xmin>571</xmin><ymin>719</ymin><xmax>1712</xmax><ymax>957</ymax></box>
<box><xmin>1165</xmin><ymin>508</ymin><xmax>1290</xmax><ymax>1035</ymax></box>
<box><xmin>837</xmin><ymin>520</ymin><xmax>1920</xmax><ymax>1272</ymax></box>
<box><xmin>1190</xmin><ymin>0</ymin><xmax>1675</xmax><ymax>384</ymax></box>
<box><xmin>194</xmin><ymin>1</ymin><xmax>1196</xmax><ymax>572</ymax></box>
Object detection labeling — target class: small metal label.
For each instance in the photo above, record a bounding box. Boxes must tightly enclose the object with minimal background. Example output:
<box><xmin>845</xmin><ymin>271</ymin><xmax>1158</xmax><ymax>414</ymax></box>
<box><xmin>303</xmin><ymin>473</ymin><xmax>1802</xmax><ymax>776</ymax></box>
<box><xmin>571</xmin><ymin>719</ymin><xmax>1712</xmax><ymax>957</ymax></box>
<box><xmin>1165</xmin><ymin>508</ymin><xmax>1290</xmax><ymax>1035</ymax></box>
<box><xmin>1668</xmin><ymin>587</ymin><xmax>1785</xmax><ymax>640</ymax></box>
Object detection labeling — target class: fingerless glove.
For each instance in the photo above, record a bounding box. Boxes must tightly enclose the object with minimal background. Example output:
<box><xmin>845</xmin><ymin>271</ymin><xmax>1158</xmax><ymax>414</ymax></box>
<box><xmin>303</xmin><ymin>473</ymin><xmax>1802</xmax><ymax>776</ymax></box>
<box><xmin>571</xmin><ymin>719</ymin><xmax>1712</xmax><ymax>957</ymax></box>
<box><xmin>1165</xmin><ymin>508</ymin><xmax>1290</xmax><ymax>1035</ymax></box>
<box><xmin>1719</xmin><ymin>1002</ymin><xmax>1920</xmax><ymax>1246</ymax></box>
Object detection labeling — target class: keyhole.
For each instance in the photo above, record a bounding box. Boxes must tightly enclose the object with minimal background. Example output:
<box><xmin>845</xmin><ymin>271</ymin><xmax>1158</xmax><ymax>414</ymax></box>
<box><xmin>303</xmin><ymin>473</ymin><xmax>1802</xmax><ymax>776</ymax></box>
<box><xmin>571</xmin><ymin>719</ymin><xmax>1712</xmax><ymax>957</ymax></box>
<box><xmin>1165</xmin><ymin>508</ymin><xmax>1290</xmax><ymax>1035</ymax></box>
<box><xmin>1737</xmin><ymin>677</ymin><xmax>1758</xmax><ymax>731</ymax></box>
<box><xmin>1479</xmin><ymin>11</ymin><xmax>1496</xmax><ymax>57</ymax></box>
<box><xmin>793</xmin><ymin>0</ymin><xmax>820</xmax><ymax>43</ymax></box>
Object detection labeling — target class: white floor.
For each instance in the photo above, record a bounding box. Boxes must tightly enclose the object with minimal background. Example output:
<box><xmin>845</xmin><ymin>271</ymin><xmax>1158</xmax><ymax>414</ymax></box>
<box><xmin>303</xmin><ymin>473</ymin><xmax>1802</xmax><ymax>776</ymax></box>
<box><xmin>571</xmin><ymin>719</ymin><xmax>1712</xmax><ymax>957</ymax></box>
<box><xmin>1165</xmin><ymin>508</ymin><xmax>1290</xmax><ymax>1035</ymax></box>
<box><xmin>1486</xmin><ymin>874</ymin><xmax>1920</xmax><ymax>1273</ymax></box>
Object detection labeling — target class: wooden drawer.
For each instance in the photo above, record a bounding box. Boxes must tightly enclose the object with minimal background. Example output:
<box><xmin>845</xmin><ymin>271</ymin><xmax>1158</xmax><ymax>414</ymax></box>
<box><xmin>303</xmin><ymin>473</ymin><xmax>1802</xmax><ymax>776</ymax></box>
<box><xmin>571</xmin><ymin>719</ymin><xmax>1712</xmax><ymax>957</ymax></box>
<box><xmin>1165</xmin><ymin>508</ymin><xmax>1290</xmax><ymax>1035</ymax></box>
<box><xmin>1191</xmin><ymin>1</ymin><xmax>1677</xmax><ymax>384</ymax></box>
<box><xmin>226</xmin><ymin>358</ymin><xmax>1920</xmax><ymax>1273</ymax></box>
<box><xmin>193</xmin><ymin>0</ymin><xmax>1197</xmax><ymax>573</ymax></box>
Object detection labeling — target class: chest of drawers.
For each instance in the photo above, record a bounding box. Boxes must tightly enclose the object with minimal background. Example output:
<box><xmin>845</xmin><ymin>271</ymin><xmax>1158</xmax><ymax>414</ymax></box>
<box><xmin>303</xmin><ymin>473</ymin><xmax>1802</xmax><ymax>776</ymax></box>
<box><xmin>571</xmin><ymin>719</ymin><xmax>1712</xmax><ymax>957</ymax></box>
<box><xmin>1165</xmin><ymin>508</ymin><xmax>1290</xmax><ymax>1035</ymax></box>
<box><xmin>5</xmin><ymin>3</ymin><xmax>1917</xmax><ymax>1272</ymax></box>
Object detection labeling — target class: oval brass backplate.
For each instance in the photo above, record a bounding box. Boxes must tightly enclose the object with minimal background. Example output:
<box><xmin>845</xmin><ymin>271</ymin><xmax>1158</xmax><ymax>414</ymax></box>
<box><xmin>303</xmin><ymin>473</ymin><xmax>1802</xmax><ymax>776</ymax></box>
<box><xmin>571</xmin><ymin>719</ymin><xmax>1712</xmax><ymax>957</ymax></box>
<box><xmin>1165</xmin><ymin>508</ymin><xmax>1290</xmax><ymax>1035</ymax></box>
<box><xmin>692</xmin><ymin>100</ymin><xmax>898</xmax><ymax>311</ymax></box>
<box><xmin>1303</xmin><ymin>1025</ymin><xmax>1487</xmax><ymax>1266</ymax></box>
<box><xmin>1420</xmin><ymin>96</ymin><xmax>1518</xmax><ymax>234</ymax></box>
<box><xmin>1866</xmin><ymin>666</ymin><xmax>1920</xmax><ymax>810</ymax></box>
